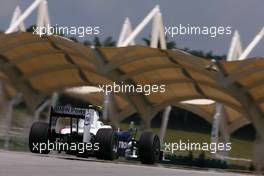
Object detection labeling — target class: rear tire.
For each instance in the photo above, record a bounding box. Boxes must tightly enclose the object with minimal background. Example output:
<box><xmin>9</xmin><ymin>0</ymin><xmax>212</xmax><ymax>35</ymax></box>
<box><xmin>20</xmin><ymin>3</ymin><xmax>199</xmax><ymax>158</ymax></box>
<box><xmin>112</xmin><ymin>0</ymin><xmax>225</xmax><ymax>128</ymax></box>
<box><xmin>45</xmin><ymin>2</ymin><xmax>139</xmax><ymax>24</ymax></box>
<box><xmin>95</xmin><ymin>128</ymin><xmax>118</xmax><ymax>160</ymax></box>
<box><xmin>139</xmin><ymin>131</ymin><xmax>160</xmax><ymax>164</ymax></box>
<box><xmin>29</xmin><ymin>122</ymin><xmax>50</xmax><ymax>154</ymax></box>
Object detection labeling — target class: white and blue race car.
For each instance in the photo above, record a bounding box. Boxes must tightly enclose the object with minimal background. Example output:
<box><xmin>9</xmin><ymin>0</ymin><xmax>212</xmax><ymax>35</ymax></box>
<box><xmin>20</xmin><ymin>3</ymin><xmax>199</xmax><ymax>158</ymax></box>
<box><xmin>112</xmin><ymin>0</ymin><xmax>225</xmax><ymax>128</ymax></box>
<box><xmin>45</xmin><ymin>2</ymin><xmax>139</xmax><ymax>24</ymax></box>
<box><xmin>28</xmin><ymin>105</ymin><xmax>161</xmax><ymax>164</ymax></box>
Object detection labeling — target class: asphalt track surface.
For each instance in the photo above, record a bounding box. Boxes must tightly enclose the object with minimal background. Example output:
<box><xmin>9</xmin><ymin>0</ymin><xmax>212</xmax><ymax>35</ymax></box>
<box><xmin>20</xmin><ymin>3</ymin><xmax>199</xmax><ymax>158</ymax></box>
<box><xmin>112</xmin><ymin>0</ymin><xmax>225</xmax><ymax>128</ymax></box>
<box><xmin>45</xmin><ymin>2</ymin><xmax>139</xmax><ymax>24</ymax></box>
<box><xmin>0</xmin><ymin>150</ymin><xmax>253</xmax><ymax>176</ymax></box>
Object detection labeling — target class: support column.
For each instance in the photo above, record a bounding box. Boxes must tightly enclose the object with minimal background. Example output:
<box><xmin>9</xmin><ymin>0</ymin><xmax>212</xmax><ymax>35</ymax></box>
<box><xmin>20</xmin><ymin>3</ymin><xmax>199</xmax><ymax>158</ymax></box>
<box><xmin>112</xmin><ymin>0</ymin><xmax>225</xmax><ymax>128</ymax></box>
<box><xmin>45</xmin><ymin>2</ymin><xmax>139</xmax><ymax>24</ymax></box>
<box><xmin>253</xmin><ymin>134</ymin><xmax>264</xmax><ymax>174</ymax></box>
<box><xmin>211</xmin><ymin>103</ymin><xmax>223</xmax><ymax>158</ymax></box>
<box><xmin>100</xmin><ymin>92</ymin><xmax>119</xmax><ymax>129</ymax></box>
<box><xmin>211</xmin><ymin>104</ymin><xmax>231</xmax><ymax>160</ymax></box>
<box><xmin>218</xmin><ymin>108</ymin><xmax>230</xmax><ymax>159</ymax></box>
<box><xmin>0</xmin><ymin>81</ymin><xmax>10</xmax><ymax>149</ymax></box>
<box><xmin>0</xmin><ymin>81</ymin><xmax>5</xmax><ymax>115</ymax></box>
<box><xmin>51</xmin><ymin>92</ymin><xmax>58</xmax><ymax>106</ymax></box>
<box><xmin>34</xmin><ymin>98</ymin><xmax>51</xmax><ymax>122</ymax></box>
<box><xmin>108</xmin><ymin>93</ymin><xmax>120</xmax><ymax>129</ymax></box>
<box><xmin>4</xmin><ymin>93</ymin><xmax>22</xmax><ymax>150</ymax></box>
<box><xmin>102</xmin><ymin>92</ymin><xmax>110</xmax><ymax>121</ymax></box>
<box><xmin>159</xmin><ymin>106</ymin><xmax>171</xmax><ymax>144</ymax></box>
<box><xmin>3</xmin><ymin>100</ymin><xmax>14</xmax><ymax>150</ymax></box>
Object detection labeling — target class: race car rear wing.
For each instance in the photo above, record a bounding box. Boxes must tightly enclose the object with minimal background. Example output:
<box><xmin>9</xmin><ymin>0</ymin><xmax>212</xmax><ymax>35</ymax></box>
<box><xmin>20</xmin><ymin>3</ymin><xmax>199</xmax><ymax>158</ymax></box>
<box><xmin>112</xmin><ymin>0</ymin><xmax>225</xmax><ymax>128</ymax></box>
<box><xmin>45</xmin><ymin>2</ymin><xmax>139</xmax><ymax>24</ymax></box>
<box><xmin>49</xmin><ymin>105</ymin><xmax>99</xmax><ymax>142</ymax></box>
<box><xmin>50</xmin><ymin>105</ymin><xmax>100</xmax><ymax>118</ymax></box>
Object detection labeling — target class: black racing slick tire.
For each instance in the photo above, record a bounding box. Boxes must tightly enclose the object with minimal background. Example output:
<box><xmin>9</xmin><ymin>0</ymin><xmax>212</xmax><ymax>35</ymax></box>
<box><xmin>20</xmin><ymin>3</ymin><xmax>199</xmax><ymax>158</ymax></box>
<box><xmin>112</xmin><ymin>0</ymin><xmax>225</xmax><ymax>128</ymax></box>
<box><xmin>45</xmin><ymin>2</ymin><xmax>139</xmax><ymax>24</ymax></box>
<box><xmin>29</xmin><ymin>122</ymin><xmax>50</xmax><ymax>154</ymax></box>
<box><xmin>139</xmin><ymin>131</ymin><xmax>160</xmax><ymax>164</ymax></box>
<box><xmin>95</xmin><ymin>128</ymin><xmax>118</xmax><ymax>160</ymax></box>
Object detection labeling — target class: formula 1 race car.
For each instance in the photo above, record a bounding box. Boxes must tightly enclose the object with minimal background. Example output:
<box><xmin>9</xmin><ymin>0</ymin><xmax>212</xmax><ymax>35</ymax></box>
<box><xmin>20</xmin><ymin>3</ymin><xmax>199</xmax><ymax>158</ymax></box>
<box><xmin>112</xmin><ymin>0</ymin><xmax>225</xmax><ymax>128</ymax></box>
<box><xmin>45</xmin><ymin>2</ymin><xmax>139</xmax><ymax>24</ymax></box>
<box><xmin>28</xmin><ymin>105</ymin><xmax>161</xmax><ymax>164</ymax></box>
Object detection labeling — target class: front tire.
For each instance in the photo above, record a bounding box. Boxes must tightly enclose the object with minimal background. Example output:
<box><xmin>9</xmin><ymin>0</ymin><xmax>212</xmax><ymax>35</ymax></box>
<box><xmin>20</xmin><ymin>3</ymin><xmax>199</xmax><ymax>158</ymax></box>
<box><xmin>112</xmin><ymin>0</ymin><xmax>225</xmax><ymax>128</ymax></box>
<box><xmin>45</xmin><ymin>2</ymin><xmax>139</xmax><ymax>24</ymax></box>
<box><xmin>95</xmin><ymin>128</ymin><xmax>118</xmax><ymax>160</ymax></box>
<box><xmin>139</xmin><ymin>131</ymin><xmax>160</xmax><ymax>164</ymax></box>
<box><xmin>29</xmin><ymin>122</ymin><xmax>50</xmax><ymax>154</ymax></box>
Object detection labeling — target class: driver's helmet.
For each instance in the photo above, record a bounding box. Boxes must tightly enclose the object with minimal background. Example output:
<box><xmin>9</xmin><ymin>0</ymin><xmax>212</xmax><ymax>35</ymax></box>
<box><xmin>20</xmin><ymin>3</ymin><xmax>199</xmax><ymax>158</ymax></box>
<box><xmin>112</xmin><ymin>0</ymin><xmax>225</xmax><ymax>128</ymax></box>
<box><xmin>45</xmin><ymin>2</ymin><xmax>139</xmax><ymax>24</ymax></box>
<box><xmin>97</xmin><ymin>105</ymin><xmax>103</xmax><ymax>111</ymax></box>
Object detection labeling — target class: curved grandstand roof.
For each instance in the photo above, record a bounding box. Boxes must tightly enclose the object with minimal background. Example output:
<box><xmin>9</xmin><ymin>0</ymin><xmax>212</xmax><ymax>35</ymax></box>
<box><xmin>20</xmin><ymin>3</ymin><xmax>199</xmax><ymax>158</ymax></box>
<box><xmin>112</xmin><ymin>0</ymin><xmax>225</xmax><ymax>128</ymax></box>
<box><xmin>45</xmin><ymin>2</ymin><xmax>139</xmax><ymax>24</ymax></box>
<box><xmin>0</xmin><ymin>32</ymin><xmax>263</xmax><ymax>134</ymax></box>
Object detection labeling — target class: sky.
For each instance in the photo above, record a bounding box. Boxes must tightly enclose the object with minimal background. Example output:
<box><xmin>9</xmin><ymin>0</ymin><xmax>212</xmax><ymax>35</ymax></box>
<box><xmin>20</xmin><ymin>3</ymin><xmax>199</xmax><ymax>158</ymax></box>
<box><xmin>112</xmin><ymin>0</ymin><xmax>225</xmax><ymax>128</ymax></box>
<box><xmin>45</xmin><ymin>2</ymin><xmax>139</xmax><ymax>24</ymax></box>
<box><xmin>0</xmin><ymin>0</ymin><xmax>263</xmax><ymax>57</ymax></box>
